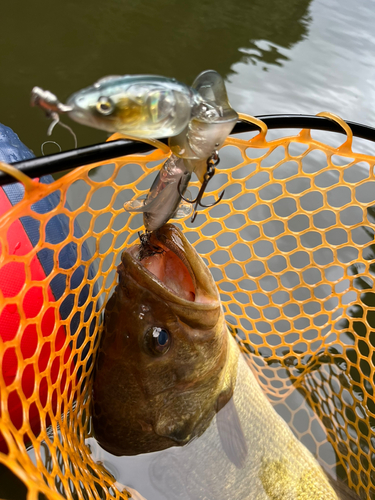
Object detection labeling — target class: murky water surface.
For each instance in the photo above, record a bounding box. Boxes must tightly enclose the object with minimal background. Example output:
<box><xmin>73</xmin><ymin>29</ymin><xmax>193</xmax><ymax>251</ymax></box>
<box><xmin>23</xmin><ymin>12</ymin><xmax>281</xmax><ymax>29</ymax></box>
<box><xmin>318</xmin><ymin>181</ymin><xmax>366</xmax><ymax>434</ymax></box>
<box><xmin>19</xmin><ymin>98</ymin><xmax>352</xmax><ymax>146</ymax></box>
<box><xmin>1</xmin><ymin>0</ymin><xmax>375</xmax><ymax>498</ymax></box>
<box><xmin>1</xmin><ymin>0</ymin><xmax>375</xmax><ymax>154</ymax></box>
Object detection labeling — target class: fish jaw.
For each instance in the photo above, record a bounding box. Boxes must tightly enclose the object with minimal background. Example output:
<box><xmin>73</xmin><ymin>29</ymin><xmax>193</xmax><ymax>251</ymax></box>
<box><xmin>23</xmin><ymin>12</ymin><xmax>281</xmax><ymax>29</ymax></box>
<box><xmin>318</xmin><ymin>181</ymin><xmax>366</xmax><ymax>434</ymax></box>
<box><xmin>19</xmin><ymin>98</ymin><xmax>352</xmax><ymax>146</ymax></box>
<box><xmin>92</xmin><ymin>224</ymin><xmax>237</xmax><ymax>456</ymax></box>
<box><xmin>121</xmin><ymin>224</ymin><xmax>221</xmax><ymax>329</ymax></box>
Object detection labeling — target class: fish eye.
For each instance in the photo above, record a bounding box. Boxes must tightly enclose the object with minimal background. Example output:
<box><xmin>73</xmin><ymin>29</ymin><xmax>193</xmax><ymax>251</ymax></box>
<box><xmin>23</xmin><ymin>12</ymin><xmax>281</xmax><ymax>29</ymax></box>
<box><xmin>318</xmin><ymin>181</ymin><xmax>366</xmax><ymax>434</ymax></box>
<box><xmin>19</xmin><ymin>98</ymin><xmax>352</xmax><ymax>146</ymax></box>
<box><xmin>144</xmin><ymin>327</ymin><xmax>171</xmax><ymax>356</ymax></box>
<box><xmin>96</xmin><ymin>96</ymin><xmax>114</xmax><ymax>115</ymax></box>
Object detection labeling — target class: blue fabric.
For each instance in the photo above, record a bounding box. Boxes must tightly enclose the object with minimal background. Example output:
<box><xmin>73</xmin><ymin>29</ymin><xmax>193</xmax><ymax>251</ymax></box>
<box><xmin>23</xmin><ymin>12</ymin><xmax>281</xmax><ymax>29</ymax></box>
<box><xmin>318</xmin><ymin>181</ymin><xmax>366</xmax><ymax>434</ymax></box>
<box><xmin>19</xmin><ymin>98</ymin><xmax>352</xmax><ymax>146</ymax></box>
<box><xmin>0</xmin><ymin>124</ymin><xmax>35</xmax><ymax>164</ymax></box>
<box><xmin>0</xmin><ymin>123</ymin><xmax>97</xmax><ymax>363</ymax></box>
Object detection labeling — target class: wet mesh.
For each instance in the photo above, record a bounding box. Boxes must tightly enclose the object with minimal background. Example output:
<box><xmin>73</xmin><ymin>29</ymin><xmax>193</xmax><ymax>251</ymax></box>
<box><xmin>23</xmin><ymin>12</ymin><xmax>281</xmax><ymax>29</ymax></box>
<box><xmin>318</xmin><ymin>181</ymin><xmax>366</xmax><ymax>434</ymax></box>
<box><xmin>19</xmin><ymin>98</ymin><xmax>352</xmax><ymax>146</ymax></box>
<box><xmin>0</xmin><ymin>112</ymin><xmax>374</xmax><ymax>499</ymax></box>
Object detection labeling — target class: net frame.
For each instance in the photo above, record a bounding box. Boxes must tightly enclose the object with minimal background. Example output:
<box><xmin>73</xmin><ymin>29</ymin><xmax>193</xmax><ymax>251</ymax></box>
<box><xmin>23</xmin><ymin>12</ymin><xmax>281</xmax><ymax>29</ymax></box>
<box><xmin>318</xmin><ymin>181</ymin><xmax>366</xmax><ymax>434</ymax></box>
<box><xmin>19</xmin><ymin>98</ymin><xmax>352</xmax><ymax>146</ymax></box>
<box><xmin>0</xmin><ymin>112</ymin><xmax>375</xmax><ymax>499</ymax></box>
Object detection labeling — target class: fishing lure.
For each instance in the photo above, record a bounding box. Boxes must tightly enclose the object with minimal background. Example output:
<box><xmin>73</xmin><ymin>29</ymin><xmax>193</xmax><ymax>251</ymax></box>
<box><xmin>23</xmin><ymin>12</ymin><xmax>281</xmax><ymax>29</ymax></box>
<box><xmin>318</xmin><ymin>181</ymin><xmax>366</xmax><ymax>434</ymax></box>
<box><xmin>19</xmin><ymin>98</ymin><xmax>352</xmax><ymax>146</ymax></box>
<box><xmin>124</xmin><ymin>153</ymin><xmax>193</xmax><ymax>231</ymax></box>
<box><xmin>31</xmin><ymin>75</ymin><xmax>198</xmax><ymax>139</ymax></box>
<box><xmin>125</xmin><ymin>70</ymin><xmax>238</xmax><ymax>230</ymax></box>
<box><xmin>169</xmin><ymin>70</ymin><xmax>238</xmax><ymax>184</ymax></box>
<box><xmin>31</xmin><ymin>71</ymin><xmax>238</xmax><ymax>230</ymax></box>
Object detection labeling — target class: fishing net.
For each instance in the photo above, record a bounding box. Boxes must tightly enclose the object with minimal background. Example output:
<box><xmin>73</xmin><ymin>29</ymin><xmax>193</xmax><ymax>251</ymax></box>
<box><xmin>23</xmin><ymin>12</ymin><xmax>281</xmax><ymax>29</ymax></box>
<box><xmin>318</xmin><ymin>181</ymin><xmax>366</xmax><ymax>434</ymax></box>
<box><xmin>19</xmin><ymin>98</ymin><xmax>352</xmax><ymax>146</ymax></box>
<box><xmin>0</xmin><ymin>112</ymin><xmax>375</xmax><ymax>499</ymax></box>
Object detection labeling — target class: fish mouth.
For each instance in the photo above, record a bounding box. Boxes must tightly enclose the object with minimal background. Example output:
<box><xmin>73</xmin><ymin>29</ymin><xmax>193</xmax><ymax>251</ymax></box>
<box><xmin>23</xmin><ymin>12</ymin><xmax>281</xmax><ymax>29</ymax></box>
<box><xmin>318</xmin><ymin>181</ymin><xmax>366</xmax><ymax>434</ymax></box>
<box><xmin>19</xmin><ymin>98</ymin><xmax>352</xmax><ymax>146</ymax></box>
<box><xmin>120</xmin><ymin>224</ymin><xmax>220</xmax><ymax>313</ymax></box>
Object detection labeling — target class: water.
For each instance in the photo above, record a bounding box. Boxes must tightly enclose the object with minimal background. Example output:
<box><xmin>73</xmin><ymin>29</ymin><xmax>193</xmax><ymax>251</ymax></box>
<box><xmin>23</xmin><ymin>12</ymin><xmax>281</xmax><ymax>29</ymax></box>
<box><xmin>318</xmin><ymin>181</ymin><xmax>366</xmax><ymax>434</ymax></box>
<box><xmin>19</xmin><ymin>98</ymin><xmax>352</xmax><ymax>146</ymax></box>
<box><xmin>1</xmin><ymin>0</ymin><xmax>375</xmax><ymax>498</ymax></box>
<box><xmin>1</xmin><ymin>0</ymin><xmax>375</xmax><ymax>156</ymax></box>
<box><xmin>230</xmin><ymin>0</ymin><xmax>375</xmax><ymax>121</ymax></box>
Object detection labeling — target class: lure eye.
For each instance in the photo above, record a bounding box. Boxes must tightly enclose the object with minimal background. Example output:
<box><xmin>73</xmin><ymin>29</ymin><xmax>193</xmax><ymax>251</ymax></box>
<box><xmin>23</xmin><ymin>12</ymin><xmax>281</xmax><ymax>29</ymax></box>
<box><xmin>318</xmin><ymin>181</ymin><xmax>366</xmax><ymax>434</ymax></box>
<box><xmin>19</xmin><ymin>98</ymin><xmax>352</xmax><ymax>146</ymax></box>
<box><xmin>144</xmin><ymin>327</ymin><xmax>171</xmax><ymax>356</ymax></box>
<box><xmin>96</xmin><ymin>96</ymin><xmax>114</xmax><ymax>115</ymax></box>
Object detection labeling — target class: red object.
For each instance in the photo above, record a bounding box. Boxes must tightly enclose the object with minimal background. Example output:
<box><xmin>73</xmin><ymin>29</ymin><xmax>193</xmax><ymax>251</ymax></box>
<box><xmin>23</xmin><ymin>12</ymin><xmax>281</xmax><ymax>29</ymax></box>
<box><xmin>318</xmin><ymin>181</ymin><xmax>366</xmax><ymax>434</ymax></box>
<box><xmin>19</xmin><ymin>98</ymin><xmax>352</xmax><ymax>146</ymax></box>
<box><xmin>0</xmin><ymin>187</ymin><xmax>72</xmax><ymax>452</ymax></box>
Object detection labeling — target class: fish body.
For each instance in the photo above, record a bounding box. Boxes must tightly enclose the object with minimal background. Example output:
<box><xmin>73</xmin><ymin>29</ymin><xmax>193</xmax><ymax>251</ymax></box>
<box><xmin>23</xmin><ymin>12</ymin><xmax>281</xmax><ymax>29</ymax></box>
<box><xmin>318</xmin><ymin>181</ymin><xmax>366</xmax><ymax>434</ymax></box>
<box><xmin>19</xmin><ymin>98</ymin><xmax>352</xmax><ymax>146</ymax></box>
<box><xmin>92</xmin><ymin>224</ymin><xmax>347</xmax><ymax>499</ymax></box>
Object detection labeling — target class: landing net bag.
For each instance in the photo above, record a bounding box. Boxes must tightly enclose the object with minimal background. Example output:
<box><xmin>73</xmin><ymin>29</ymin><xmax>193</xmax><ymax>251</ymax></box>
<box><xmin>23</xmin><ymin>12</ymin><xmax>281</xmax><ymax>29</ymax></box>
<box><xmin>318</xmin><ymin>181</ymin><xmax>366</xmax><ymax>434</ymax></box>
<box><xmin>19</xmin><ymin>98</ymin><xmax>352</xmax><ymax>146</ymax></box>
<box><xmin>0</xmin><ymin>113</ymin><xmax>374</xmax><ymax>499</ymax></box>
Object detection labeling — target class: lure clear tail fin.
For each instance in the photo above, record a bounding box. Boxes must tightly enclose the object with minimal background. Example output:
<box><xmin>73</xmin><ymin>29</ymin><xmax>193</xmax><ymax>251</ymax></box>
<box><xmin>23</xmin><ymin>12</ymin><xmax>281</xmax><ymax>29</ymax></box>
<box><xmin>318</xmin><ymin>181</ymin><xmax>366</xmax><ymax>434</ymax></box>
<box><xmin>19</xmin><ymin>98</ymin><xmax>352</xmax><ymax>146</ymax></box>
<box><xmin>192</xmin><ymin>70</ymin><xmax>238</xmax><ymax>121</ymax></box>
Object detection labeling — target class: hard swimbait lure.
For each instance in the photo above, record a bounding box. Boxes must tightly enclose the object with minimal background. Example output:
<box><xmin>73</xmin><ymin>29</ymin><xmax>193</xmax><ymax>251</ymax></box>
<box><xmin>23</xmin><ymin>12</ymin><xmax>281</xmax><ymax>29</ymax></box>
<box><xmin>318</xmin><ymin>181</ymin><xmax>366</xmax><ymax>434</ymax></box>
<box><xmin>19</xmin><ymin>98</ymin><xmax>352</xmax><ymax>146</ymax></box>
<box><xmin>31</xmin><ymin>71</ymin><xmax>238</xmax><ymax>230</ymax></box>
<box><xmin>31</xmin><ymin>75</ymin><xmax>196</xmax><ymax>139</ymax></box>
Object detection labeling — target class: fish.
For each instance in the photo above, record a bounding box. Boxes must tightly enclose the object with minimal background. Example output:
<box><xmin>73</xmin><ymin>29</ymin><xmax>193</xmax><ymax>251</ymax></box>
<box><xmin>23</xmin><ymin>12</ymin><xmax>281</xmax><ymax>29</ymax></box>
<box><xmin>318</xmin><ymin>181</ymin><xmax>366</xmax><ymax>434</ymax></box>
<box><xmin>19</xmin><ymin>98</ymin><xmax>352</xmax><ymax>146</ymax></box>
<box><xmin>93</xmin><ymin>223</ymin><xmax>239</xmax><ymax>456</ymax></box>
<box><xmin>31</xmin><ymin>75</ymin><xmax>197</xmax><ymax>139</ymax></box>
<box><xmin>92</xmin><ymin>224</ymin><xmax>357</xmax><ymax>499</ymax></box>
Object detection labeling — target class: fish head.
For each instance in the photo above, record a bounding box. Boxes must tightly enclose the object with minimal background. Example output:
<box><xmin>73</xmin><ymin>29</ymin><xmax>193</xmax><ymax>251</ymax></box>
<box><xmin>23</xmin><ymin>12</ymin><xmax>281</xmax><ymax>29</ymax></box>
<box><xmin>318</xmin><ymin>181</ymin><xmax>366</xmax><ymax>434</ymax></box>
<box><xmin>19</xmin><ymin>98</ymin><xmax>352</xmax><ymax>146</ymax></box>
<box><xmin>93</xmin><ymin>224</ymin><xmax>235</xmax><ymax>456</ymax></box>
<box><xmin>66</xmin><ymin>75</ymin><xmax>194</xmax><ymax>138</ymax></box>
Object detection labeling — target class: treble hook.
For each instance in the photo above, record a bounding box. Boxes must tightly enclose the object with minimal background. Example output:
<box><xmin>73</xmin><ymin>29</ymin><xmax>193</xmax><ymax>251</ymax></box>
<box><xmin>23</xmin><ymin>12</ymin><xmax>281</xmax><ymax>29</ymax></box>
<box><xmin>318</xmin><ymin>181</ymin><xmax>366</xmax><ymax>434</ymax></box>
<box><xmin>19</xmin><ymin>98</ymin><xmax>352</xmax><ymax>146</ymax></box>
<box><xmin>178</xmin><ymin>151</ymin><xmax>225</xmax><ymax>223</ymax></box>
<box><xmin>137</xmin><ymin>230</ymin><xmax>164</xmax><ymax>260</ymax></box>
<box><xmin>47</xmin><ymin>111</ymin><xmax>78</xmax><ymax>149</ymax></box>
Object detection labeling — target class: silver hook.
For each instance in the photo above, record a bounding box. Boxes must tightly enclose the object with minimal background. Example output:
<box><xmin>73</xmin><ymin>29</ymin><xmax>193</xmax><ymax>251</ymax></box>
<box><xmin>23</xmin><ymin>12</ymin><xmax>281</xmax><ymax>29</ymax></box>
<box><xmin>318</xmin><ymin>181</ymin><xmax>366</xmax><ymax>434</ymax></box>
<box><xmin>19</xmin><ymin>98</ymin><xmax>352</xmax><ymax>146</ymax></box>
<box><xmin>46</xmin><ymin>111</ymin><xmax>78</xmax><ymax>149</ymax></box>
<box><xmin>41</xmin><ymin>140</ymin><xmax>62</xmax><ymax>156</ymax></box>
<box><xmin>178</xmin><ymin>151</ymin><xmax>225</xmax><ymax>222</ymax></box>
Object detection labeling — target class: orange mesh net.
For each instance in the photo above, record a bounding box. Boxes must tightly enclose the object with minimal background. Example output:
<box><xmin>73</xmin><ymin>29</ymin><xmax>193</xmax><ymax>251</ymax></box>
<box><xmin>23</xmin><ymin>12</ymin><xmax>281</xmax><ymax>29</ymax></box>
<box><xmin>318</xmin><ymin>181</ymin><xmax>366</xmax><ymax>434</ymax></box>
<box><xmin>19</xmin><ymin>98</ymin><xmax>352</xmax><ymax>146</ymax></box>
<box><xmin>1</xmin><ymin>112</ymin><xmax>375</xmax><ymax>499</ymax></box>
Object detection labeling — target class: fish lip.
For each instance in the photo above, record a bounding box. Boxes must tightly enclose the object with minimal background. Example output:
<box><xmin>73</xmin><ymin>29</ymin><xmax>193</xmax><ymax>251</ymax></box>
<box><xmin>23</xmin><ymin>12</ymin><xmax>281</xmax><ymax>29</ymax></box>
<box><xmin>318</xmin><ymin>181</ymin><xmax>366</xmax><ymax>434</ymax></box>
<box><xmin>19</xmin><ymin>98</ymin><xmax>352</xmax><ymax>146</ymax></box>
<box><xmin>121</xmin><ymin>225</ymin><xmax>219</xmax><ymax>308</ymax></box>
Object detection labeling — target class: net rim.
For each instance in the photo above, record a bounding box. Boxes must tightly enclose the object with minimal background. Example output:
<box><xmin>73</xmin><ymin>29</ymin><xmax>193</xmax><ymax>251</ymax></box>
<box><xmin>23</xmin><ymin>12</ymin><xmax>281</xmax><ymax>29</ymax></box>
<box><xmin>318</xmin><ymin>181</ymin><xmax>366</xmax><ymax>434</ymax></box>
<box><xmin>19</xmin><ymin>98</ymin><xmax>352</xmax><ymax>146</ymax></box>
<box><xmin>3</xmin><ymin>114</ymin><xmax>375</xmax><ymax>187</ymax></box>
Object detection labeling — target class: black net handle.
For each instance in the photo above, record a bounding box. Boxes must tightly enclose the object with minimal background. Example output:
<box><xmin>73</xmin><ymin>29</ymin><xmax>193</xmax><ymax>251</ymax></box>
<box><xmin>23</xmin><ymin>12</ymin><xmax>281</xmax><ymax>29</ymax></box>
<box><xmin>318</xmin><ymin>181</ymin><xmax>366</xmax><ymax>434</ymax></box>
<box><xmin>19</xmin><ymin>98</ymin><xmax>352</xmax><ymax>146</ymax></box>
<box><xmin>2</xmin><ymin>114</ymin><xmax>375</xmax><ymax>186</ymax></box>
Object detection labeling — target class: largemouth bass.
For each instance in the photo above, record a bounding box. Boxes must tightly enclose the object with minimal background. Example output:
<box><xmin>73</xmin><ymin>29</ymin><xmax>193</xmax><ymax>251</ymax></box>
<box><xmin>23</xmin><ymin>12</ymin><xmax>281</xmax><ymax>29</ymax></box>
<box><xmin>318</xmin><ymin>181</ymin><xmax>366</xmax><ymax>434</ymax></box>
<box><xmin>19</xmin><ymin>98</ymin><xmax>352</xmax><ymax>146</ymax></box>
<box><xmin>92</xmin><ymin>225</ymin><xmax>357</xmax><ymax>499</ymax></box>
